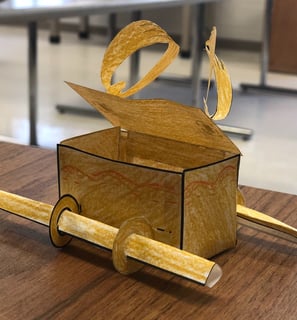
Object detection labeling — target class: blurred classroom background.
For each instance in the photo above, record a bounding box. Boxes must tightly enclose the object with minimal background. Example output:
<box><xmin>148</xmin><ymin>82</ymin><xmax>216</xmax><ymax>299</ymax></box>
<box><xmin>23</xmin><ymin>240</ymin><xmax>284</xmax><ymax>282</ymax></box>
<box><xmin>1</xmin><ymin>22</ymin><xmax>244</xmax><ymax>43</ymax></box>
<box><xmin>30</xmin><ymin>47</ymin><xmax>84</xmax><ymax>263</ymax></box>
<box><xmin>0</xmin><ymin>0</ymin><xmax>297</xmax><ymax>194</ymax></box>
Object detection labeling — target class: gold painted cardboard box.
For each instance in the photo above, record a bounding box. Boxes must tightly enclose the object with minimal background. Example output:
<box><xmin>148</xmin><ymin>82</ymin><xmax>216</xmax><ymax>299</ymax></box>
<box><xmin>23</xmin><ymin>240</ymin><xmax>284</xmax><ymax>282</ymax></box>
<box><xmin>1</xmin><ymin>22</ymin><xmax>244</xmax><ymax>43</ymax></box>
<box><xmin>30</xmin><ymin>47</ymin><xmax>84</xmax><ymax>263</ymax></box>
<box><xmin>57</xmin><ymin>84</ymin><xmax>241</xmax><ymax>259</ymax></box>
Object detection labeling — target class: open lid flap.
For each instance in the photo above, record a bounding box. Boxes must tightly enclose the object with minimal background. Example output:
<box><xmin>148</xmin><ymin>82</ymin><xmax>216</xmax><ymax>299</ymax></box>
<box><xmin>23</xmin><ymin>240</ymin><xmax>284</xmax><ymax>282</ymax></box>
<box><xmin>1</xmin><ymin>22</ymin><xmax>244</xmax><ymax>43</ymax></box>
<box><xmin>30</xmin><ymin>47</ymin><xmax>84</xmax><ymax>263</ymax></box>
<box><xmin>66</xmin><ymin>81</ymin><xmax>240</xmax><ymax>155</ymax></box>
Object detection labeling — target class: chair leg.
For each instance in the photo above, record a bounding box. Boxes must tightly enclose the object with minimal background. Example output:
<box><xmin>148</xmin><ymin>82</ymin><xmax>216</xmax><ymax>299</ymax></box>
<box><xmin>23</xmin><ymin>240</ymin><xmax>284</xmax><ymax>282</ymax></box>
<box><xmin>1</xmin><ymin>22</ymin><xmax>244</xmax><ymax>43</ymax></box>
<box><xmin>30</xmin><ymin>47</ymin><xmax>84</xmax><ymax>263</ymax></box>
<box><xmin>78</xmin><ymin>16</ymin><xmax>90</xmax><ymax>39</ymax></box>
<box><xmin>49</xmin><ymin>19</ymin><xmax>61</xmax><ymax>44</ymax></box>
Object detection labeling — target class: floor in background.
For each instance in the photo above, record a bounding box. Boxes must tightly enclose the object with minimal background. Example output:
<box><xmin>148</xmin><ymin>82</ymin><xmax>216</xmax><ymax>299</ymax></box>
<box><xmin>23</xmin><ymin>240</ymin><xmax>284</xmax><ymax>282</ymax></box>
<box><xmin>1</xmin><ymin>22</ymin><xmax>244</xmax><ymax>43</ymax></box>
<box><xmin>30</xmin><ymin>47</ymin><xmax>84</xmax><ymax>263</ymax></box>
<box><xmin>0</xmin><ymin>26</ymin><xmax>297</xmax><ymax>195</ymax></box>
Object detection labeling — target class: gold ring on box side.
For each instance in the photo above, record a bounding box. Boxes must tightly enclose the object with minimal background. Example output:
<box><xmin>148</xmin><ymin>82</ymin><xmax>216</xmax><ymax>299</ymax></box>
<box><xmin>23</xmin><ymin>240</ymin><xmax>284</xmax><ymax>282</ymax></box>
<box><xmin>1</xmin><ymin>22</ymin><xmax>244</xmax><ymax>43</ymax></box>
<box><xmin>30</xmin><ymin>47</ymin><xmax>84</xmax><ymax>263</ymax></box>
<box><xmin>49</xmin><ymin>194</ymin><xmax>80</xmax><ymax>248</ymax></box>
<box><xmin>112</xmin><ymin>217</ymin><xmax>154</xmax><ymax>275</ymax></box>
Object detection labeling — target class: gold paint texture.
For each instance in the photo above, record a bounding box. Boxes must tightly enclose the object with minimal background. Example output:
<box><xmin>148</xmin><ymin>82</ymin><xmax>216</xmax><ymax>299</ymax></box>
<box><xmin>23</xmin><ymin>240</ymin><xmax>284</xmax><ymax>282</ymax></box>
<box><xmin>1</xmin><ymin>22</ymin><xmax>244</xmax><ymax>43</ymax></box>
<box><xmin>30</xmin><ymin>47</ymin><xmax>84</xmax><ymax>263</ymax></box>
<box><xmin>0</xmin><ymin>190</ymin><xmax>220</xmax><ymax>286</ymax></box>
<box><xmin>1</xmin><ymin>21</ymin><xmax>295</xmax><ymax>290</ymax></box>
<box><xmin>101</xmin><ymin>20</ymin><xmax>179</xmax><ymax>98</ymax></box>
<box><xmin>204</xmin><ymin>27</ymin><xmax>232</xmax><ymax>120</ymax></box>
<box><xmin>0</xmin><ymin>190</ymin><xmax>51</xmax><ymax>225</ymax></box>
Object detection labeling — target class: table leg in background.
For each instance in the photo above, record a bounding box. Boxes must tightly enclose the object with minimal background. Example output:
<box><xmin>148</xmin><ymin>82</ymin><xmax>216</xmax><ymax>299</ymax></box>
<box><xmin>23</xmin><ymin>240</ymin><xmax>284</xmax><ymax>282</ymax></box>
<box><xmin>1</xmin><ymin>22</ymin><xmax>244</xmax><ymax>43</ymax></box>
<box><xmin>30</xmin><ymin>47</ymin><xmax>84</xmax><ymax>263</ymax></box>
<box><xmin>28</xmin><ymin>21</ymin><xmax>38</xmax><ymax>146</ymax></box>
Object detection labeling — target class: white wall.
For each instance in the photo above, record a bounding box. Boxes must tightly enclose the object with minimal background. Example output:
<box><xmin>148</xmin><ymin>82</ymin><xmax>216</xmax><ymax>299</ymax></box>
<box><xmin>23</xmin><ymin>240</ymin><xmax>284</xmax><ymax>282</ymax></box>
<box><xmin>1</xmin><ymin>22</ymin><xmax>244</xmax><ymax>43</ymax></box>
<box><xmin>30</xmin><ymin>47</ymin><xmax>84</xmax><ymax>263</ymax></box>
<box><xmin>205</xmin><ymin>0</ymin><xmax>266</xmax><ymax>41</ymax></box>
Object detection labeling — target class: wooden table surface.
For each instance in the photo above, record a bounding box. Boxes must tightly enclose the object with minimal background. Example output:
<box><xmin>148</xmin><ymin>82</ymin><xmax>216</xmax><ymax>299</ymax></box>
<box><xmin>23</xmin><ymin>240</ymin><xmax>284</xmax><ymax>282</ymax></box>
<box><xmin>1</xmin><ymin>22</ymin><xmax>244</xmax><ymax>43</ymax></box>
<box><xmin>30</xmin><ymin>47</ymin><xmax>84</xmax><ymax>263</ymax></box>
<box><xmin>0</xmin><ymin>142</ymin><xmax>296</xmax><ymax>320</ymax></box>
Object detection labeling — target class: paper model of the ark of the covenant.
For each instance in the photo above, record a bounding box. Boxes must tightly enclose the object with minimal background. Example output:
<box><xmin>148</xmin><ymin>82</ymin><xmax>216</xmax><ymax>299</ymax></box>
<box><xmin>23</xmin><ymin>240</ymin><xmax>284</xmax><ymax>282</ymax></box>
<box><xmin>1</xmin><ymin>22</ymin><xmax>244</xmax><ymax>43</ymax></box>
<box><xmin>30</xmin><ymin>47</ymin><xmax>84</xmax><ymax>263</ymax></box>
<box><xmin>0</xmin><ymin>20</ymin><xmax>296</xmax><ymax>288</ymax></box>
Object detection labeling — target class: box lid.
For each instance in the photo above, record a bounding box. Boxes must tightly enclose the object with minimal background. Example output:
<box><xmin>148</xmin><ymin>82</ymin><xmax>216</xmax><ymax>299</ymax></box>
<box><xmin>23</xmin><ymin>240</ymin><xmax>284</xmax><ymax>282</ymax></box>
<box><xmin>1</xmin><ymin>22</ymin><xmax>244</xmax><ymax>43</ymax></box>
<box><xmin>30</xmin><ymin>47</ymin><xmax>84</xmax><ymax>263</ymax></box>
<box><xmin>67</xmin><ymin>81</ymin><xmax>240</xmax><ymax>155</ymax></box>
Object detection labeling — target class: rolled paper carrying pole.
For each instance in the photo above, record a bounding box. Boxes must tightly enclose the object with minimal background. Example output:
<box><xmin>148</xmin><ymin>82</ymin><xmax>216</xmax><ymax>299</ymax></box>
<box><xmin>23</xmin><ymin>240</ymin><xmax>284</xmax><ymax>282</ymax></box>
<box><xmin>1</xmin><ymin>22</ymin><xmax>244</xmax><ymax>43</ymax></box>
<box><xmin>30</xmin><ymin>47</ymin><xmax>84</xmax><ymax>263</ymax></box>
<box><xmin>0</xmin><ymin>190</ymin><xmax>222</xmax><ymax>288</ymax></box>
<box><xmin>236</xmin><ymin>204</ymin><xmax>297</xmax><ymax>244</ymax></box>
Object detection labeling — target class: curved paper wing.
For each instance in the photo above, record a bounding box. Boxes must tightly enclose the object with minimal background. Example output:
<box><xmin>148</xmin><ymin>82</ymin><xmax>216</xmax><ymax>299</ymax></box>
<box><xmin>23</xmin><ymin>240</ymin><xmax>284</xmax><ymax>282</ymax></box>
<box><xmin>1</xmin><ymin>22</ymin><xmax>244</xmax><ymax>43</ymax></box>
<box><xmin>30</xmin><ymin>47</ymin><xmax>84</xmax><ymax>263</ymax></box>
<box><xmin>204</xmin><ymin>27</ymin><xmax>232</xmax><ymax>121</ymax></box>
<box><xmin>101</xmin><ymin>20</ymin><xmax>179</xmax><ymax>98</ymax></box>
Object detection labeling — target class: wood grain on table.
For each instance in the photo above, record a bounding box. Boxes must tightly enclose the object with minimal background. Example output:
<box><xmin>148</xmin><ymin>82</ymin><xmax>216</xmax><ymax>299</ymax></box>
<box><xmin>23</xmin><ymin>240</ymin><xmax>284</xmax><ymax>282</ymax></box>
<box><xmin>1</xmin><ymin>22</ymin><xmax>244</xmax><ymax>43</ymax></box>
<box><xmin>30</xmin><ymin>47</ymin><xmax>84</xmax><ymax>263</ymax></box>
<box><xmin>0</xmin><ymin>142</ymin><xmax>296</xmax><ymax>320</ymax></box>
